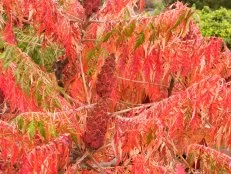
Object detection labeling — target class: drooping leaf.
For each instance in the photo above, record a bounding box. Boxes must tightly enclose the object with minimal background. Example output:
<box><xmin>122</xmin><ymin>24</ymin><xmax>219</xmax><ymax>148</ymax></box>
<box><xmin>27</xmin><ymin>119</ymin><xmax>36</xmax><ymax>139</ymax></box>
<box><xmin>123</xmin><ymin>21</ymin><xmax>136</xmax><ymax>37</ymax></box>
<box><xmin>37</xmin><ymin>121</ymin><xmax>46</xmax><ymax>139</ymax></box>
<box><xmin>135</xmin><ymin>31</ymin><xmax>145</xmax><ymax>49</ymax></box>
<box><xmin>16</xmin><ymin>117</ymin><xmax>25</xmax><ymax>131</ymax></box>
<box><xmin>102</xmin><ymin>30</ymin><xmax>115</xmax><ymax>42</ymax></box>
<box><xmin>20</xmin><ymin>134</ymin><xmax>71</xmax><ymax>173</ymax></box>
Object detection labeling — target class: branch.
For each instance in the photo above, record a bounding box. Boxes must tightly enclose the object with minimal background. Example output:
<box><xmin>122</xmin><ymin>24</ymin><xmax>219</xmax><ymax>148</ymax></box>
<box><xmin>88</xmin><ymin>15</ymin><xmax>155</xmax><ymax>24</ymax></box>
<box><xmin>81</xmin><ymin>39</ymin><xmax>98</xmax><ymax>42</ymax></box>
<box><xmin>188</xmin><ymin>144</ymin><xmax>231</xmax><ymax>171</ymax></box>
<box><xmin>16</xmin><ymin>103</ymin><xmax>96</xmax><ymax>117</ymax></box>
<box><xmin>78</xmin><ymin>53</ymin><xmax>90</xmax><ymax>104</ymax></box>
<box><xmin>109</xmin><ymin>102</ymin><xmax>154</xmax><ymax>117</ymax></box>
<box><xmin>65</xmin><ymin>12</ymin><xmax>84</xmax><ymax>23</ymax></box>
<box><xmin>117</xmin><ymin>76</ymin><xmax>169</xmax><ymax>87</ymax></box>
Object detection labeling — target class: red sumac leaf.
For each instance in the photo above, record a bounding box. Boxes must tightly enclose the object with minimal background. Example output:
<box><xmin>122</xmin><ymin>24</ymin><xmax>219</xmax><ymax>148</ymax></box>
<box><xmin>175</xmin><ymin>163</ymin><xmax>186</xmax><ymax>174</ymax></box>
<box><xmin>132</xmin><ymin>155</ymin><xmax>145</xmax><ymax>174</ymax></box>
<box><xmin>3</xmin><ymin>21</ymin><xmax>16</xmax><ymax>45</ymax></box>
<box><xmin>20</xmin><ymin>134</ymin><xmax>71</xmax><ymax>173</ymax></box>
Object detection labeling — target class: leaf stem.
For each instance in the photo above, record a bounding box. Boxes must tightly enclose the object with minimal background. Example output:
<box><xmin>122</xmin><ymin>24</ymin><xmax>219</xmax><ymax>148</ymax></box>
<box><xmin>78</xmin><ymin>53</ymin><xmax>90</xmax><ymax>104</ymax></box>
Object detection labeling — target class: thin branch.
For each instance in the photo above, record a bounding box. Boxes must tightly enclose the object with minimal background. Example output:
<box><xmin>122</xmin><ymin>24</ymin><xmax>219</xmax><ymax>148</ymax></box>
<box><xmin>81</xmin><ymin>39</ymin><xmax>99</xmax><ymax>42</ymax></box>
<box><xmin>78</xmin><ymin>53</ymin><xmax>91</xmax><ymax>104</ymax></box>
<box><xmin>65</xmin><ymin>12</ymin><xmax>84</xmax><ymax>23</ymax></box>
<box><xmin>17</xmin><ymin>103</ymin><xmax>96</xmax><ymax>117</ymax></box>
<box><xmin>93</xmin><ymin>157</ymin><xmax>118</xmax><ymax>168</ymax></box>
<box><xmin>61</xmin><ymin>92</ymin><xmax>83</xmax><ymax>106</ymax></box>
<box><xmin>16</xmin><ymin>38</ymin><xmax>42</xmax><ymax>46</ymax></box>
<box><xmin>72</xmin><ymin>151</ymin><xmax>94</xmax><ymax>173</ymax></box>
<box><xmin>88</xmin><ymin>155</ymin><xmax>104</xmax><ymax>173</ymax></box>
<box><xmin>179</xmin><ymin>154</ymin><xmax>195</xmax><ymax>173</ymax></box>
<box><xmin>109</xmin><ymin>102</ymin><xmax>154</xmax><ymax>117</ymax></box>
<box><xmin>22</xmin><ymin>18</ymin><xmax>31</xmax><ymax>24</ymax></box>
<box><xmin>188</xmin><ymin>144</ymin><xmax>231</xmax><ymax>171</ymax></box>
<box><xmin>88</xmin><ymin>15</ymin><xmax>155</xmax><ymax>24</ymax></box>
<box><xmin>164</xmin><ymin>138</ymin><xmax>195</xmax><ymax>174</ymax></box>
<box><xmin>117</xmin><ymin>76</ymin><xmax>169</xmax><ymax>87</ymax></box>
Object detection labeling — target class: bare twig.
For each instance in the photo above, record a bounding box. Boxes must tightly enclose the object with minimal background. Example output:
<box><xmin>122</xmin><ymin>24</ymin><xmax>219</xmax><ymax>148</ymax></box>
<box><xmin>78</xmin><ymin>53</ymin><xmax>91</xmax><ymax>104</ymax></box>
<box><xmin>17</xmin><ymin>103</ymin><xmax>96</xmax><ymax>117</ymax></box>
<box><xmin>167</xmin><ymin>75</ymin><xmax>175</xmax><ymax>97</ymax></box>
<box><xmin>164</xmin><ymin>138</ymin><xmax>195</xmax><ymax>174</ymax></box>
<box><xmin>72</xmin><ymin>151</ymin><xmax>94</xmax><ymax>173</ymax></box>
<box><xmin>81</xmin><ymin>39</ymin><xmax>99</xmax><ymax>42</ymax></box>
<box><xmin>117</xmin><ymin>76</ymin><xmax>169</xmax><ymax>87</ymax></box>
<box><xmin>97</xmin><ymin>157</ymin><xmax>118</xmax><ymax>168</ymax></box>
<box><xmin>65</xmin><ymin>12</ymin><xmax>84</xmax><ymax>23</ymax></box>
<box><xmin>88</xmin><ymin>15</ymin><xmax>154</xmax><ymax>24</ymax></box>
<box><xmin>109</xmin><ymin>102</ymin><xmax>154</xmax><ymax>117</ymax></box>
<box><xmin>88</xmin><ymin>155</ymin><xmax>104</xmax><ymax>173</ymax></box>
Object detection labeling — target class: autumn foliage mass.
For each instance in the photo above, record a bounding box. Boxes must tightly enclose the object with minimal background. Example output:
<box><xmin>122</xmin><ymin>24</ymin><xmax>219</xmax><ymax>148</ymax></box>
<box><xmin>0</xmin><ymin>0</ymin><xmax>231</xmax><ymax>173</ymax></box>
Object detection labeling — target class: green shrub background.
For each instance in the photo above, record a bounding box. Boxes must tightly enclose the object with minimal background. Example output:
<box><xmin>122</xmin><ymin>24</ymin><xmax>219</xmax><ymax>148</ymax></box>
<box><xmin>167</xmin><ymin>0</ymin><xmax>231</xmax><ymax>9</ymax></box>
<box><xmin>145</xmin><ymin>1</ymin><xmax>231</xmax><ymax>48</ymax></box>
<box><xmin>198</xmin><ymin>7</ymin><xmax>231</xmax><ymax>48</ymax></box>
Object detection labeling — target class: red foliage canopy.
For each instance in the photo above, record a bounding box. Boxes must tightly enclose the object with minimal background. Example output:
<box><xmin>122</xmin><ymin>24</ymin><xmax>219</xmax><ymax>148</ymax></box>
<box><xmin>1</xmin><ymin>0</ymin><xmax>231</xmax><ymax>173</ymax></box>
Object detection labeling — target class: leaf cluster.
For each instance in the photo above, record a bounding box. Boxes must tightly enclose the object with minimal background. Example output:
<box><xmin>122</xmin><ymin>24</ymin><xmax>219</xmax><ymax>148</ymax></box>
<box><xmin>0</xmin><ymin>0</ymin><xmax>231</xmax><ymax>173</ymax></box>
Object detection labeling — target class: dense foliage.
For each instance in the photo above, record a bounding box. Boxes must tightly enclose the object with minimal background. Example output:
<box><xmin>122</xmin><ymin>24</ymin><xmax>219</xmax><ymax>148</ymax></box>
<box><xmin>198</xmin><ymin>6</ymin><xmax>231</xmax><ymax>48</ymax></box>
<box><xmin>0</xmin><ymin>0</ymin><xmax>231</xmax><ymax>173</ymax></box>
<box><xmin>168</xmin><ymin>0</ymin><xmax>231</xmax><ymax>9</ymax></box>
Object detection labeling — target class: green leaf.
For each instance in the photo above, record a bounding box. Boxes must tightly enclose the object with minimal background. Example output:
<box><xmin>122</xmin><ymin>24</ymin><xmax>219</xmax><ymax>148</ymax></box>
<box><xmin>35</xmin><ymin>79</ymin><xmax>43</xmax><ymax>107</ymax></box>
<box><xmin>27</xmin><ymin>119</ymin><xmax>36</xmax><ymax>139</ymax></box>
<box><xmin>71</xmin><ymin>134</ymin><xmax>78</xmax><ymax>144</ymax></box>
<box><xmin>149</xmin><ymin>29</ymin><xmax>158</xmax><ymax>43</ymax></box>
<box><xmin>0</xmin><ymin>41</ymin><xmax>4</xmax><ymax>52</ymax></box>
<box><xmin>49</xmin><ymin>125</ymin><xmax>57</xmax><ymax>138</ymax></box>
<box><xmin>135</xmin><ymin>31</ymin><xmax>145</xmax><ymax>49</ymax></box>
<box><xmin>123</xmin><ymin>21</ymin><xmax>136</xmax><ymax>37</ymax></box>
<box><xmin>1</xmin><ymin>47</ymin><xmax>14</xmax><ymax>68</ymax></box>
<box><xmin>51</xmin><ymin>98</ymin><xmax>61</xmax><ymax>109</ymax></box>
<box><xmin>17</xmin><ymin>117</ymin><xmax>24</xmax><ymax>131</ymax></box>
<box><xmin>170</xmin><ymin>12</ymin><xmax>186</xmax><ymax>31</ymax></box>
<box><xmin>88</xmin><ymin>48</ymin><xmax>96</xmax><ymax>60</ymax></box>
<box><xmin>37</xmin><ymin>121</ymin><xmax>46</xmax><ymax>139</ymax></box>
<box><xmin>102</xmin><ymin>30</ymin><xmax>114</xmax><ymax>42</ymax></box>
<box><xmin>149</xmin><ymin>23</ymin><xmax>154</xmax><ymax>30</ymax></box>
<box><xmin>0</xmin><ymin>51</ymin><xmax>6</xmax><ymax>60</ymax></box>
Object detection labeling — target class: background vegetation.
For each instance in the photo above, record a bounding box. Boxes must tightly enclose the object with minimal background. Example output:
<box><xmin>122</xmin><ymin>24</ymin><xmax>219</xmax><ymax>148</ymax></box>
<box><xmin>166</xmin><ymin>0</ymin><xmax>231</xmax><ymax>9</ymax></box>
<box><xmin>146</xmin><ymin>0</ymin><xmax>231</xmax><ymax>48</ymax></box>
<box><xmin>198</xmin><ymin>7</ymin><xmax>231</xmax><ymax>48</ymax></box>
